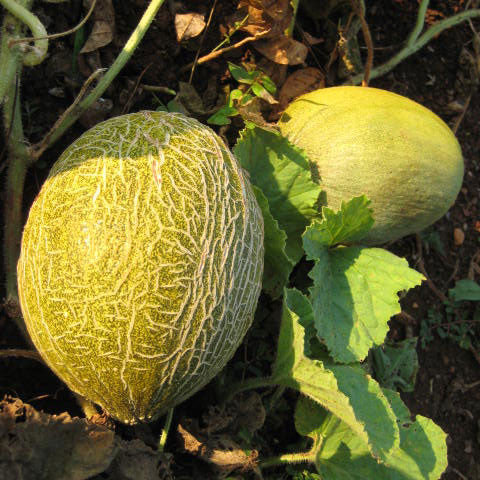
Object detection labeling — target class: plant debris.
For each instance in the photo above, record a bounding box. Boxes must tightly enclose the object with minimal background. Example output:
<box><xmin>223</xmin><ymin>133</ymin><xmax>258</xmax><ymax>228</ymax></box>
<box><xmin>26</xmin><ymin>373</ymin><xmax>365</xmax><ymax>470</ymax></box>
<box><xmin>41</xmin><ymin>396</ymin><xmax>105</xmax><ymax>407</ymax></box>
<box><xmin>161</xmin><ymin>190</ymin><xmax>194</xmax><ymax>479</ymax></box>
<box><xmin>0</xmin><ymin>396</ymin><xmax>116</xmax><ymax>480</ymax></box>
<box><xmin>175</xmin><ymin>13</ymin><xmax>206</xmax><ymax>42</ymax></box>
<box><xmin>80</xmin><ymin>0</ymin><xmax>115</xmax><ymax>54</ymax></box>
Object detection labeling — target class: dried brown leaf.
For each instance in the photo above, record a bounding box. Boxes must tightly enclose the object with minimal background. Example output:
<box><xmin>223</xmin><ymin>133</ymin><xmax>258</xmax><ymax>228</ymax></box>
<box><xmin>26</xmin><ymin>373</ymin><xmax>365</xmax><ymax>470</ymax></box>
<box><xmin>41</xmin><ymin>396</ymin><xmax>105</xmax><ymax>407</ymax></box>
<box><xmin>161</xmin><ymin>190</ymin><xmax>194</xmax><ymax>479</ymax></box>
<box><xmin>0</xmin><ymin>396</ymin><xmax>116</xmax><ymax>480</ymax></box>
<box><xmin>228</xmin><ymin>0</ymin><xmax>291</xmax><ymax>38</ymax></box>
<box><xmin>178</xmin><ymin>422</ymin><xmax>258</xmax><ymax>477</ymax></box>
<box><xmin>175</xmin><ymin>13</ymin><xmax>206</xmax><ymax>42</ymax></box>
<box><xmin>106</xmin><ymin>439</ymin><xmax>170</xmax><ymax>480</ymax></box>
<box><xmin>255</xmin><ymin>36</ymin><xmax>308</xmax><ymax>65</ymax></box>
<box><xmin>201</xmin><ymin>392</ymin><xmax>266</xmax><ymax>436</ymax></box>
<box><xmin>80</xmin><ymin>0</ymin><xmax>115</xmax><ymax>53</ymax></box>
<box><xmin>279</xmin><ymin>67</ymin><xmax>325</xmax><ymax>109</ymax></box>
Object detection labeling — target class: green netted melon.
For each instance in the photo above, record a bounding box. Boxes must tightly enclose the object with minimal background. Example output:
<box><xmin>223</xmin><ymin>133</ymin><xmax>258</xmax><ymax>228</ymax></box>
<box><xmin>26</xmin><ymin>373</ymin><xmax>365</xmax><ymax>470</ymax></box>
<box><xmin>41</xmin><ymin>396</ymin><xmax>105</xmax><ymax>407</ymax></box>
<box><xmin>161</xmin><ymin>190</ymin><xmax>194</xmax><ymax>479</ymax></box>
<box><xmin>17</xmin><ymin>111</ymin><xmax>264</xmax><ymax>424</ymax></box>
<box><xmin>278</xmin><ymin>86</ymin><xmax>464</xmax><ymax>244</ymax></box>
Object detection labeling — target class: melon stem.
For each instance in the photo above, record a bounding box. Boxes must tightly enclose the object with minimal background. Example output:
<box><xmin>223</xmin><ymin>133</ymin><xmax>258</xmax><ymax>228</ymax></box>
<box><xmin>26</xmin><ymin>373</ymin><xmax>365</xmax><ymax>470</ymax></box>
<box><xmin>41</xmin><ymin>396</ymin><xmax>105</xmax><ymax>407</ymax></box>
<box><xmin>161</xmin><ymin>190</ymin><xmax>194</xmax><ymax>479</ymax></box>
<box><xmin>74</xmin><ymin>393</ymin><xmax>100</xmax><ymax>419</ymax></box>
<box><xmin>158</xmin><ymin>407</ymin><xmax>174</xmax><ymax>452</ymax></box>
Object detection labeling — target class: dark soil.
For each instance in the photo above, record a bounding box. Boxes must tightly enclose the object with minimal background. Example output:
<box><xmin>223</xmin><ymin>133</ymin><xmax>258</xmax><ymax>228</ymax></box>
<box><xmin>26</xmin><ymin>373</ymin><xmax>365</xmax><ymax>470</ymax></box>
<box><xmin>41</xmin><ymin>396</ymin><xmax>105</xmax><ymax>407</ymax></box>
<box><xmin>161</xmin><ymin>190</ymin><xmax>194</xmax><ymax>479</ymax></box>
<box><xmin>1</xmin><ymin>1</ymin><xmax>479</xmax><ymax>479</ymax></box>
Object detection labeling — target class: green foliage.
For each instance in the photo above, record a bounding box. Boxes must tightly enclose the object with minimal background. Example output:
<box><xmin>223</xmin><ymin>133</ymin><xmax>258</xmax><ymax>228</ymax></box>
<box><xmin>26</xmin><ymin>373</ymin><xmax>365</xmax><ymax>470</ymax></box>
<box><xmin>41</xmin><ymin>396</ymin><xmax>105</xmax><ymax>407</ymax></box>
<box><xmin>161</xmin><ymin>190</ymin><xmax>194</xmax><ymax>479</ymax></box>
<box><xmin>274</xmin><ymin>289</ymin><xmax>400</xmax><ymax>462</ymax></box>
<box><xmin>294</xmin><ymin>392</ymin><xmax>447</xmax><ymax>479</ymax></box>
<box><xmin>222</xmin><ymin>184</ymin><xmax>445</xmax><ymax>478</ymax></box>
<box><xmin>302</xmin><ymin>199</ymin><xmax>424</xmax><ymax>363</ymax></box>
<box><xmin>234</xmin><ymin>125</ymin><xmax>322</xmax><ymax>263</ymax></box>
<box><xmin>208</xmin><ymin>62</ymin><xmax>277</xmax><ymax>125</ymax></box>
<box><xmin>370</xmin><ymin>338</ymin><xmax>419</xmax><ymax>393</ymax></box>
<box><xmin>252</xmin><ymin>186</ymin><xmax>294</xmax><ymax>299</ymax></box>
<box><xmin>421</xmin><ymin>278</ymin><xmax>480</xmax><ymax>350</ymax></box>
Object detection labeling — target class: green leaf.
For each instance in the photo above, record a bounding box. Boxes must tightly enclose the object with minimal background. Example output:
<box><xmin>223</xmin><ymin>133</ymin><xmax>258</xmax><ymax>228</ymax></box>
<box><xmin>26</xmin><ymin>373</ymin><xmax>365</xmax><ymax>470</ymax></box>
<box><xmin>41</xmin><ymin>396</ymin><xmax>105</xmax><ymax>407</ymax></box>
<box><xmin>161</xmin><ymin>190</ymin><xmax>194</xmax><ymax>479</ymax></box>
<box><xmin>307</xmin><ymin>196</ymin><xmax>375</xmax><ymax>247</ymax></box>
<box><xmin>234</xmin><ymin>126</ymin><xmax>322</xmax><ymax>263</ymax></box>
<box><xmin>252</xmin><ymin>186</ymin><xmax>294</xmax><ymax>299</ymax></box>
<box><xmin>300</xmin><ymin>390</ymin><xmax>447</xmax><ymax>480</ymax></box>
<box><xmin>228</xmin><ymin>88</ymin><xmax>243</xmax><ymax>106</ymax></box>
<box><xmin>273</xmin><ymin>289</ymin><xmax>399</xmax><ymax>462</ymax></box>
<box><xmin>449</xmin><ymin>279</ymin><xmax>480</xmax><ymax>302</ymax></box>
<box><xmin>251</xmin><ymin>81</ymin><xmax>278</xmax><ymax>104</ymax></box>
<box><xmin>207</xmin><ymin>105</ymin><xmax>239</xmax><ymax>125</ymax></box>
<box><xmin>260</xmin><ymin>74</ymin><xmax>277</xmax><ymax>94</ymax></box>
<box><xmin>228</xmin><ymin>62</ymin><xmax>258</xmax><ymax>84</ymax></box>
<box><xmin>370</xmin><ymin>338</ymin><xmax>419</xmax><ymax>393</ymax></box>
<box><xmin>303</xmin><ymin>223</ymin><xmax>424</xmax><ymax>363</ymax></box>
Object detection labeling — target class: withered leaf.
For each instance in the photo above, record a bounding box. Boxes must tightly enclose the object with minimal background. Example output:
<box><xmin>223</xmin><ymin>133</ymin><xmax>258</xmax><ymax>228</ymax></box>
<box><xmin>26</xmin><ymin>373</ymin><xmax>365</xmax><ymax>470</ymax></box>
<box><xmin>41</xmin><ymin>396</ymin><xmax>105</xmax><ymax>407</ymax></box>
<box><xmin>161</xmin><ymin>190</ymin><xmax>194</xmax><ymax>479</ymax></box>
<box><xmin>0</xmin><ymin>397</ymin><xmax>116</xmax><ymax>480</ymax></box>
<box><xmin>178</xmin><ymin>422</ymin><xmax>258</xmax><ymax>476</ymax></box>
<box><xmin>279</xmin><ymin>67</ymin><xmax>325</xmax><ymax>109</ymax></box>
<box><xmin>175</xmin><ymin>13</ymin><xmax>206</xmax><ymax>42</ymax></box>
<box><xmin>106</xmin><ymin>439</ymin><xmax>168</xmax><ymax>480</ymax></box>
<box><xmin>201</xmin><ymin>392</ymin><xmax>266</xmax><ymax>436</ymax></box>
<box><xmin>228</xmin><ymin>0</ymin><xmax>291</xmax><ymax>38</ymax></box>
<box><xmin>255</xmin><ymin>36</ymin><xmax>308</xmax><ymax>65</ymax></box>
<box><xmin>80</xmin><ymin>0</ymin><xmax>115</xmax><ymax>53</ymax></box>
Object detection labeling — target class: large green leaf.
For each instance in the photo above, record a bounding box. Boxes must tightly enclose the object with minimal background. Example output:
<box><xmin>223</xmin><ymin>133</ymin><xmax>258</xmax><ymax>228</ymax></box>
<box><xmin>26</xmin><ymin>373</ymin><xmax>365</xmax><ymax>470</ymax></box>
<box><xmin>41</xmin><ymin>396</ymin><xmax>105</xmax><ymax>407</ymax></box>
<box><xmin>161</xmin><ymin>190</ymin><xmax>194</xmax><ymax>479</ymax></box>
<box><xmin>302</xmin><ymin>196</ymin><xmax>375</xmax><ymax>249</ymax></box>
<box><xmin>272</xmin><ymin>289</ymin><xmax>399</xmax><ymax>462</ymax></box>
<box><xmin>234</xmin><ymin>126</ymin><xmax>322</xmax><ymax>262</ymax></box>
<box><xmin>303</xmin><ymin>220</ymin><xmax>424</xmax><ymax>363</ymax></box>
<box><xmin>294</xmin><ymin>390</ymin><xmax>447</xmax><ymax>480</ymax></box>
<box><xmin>252</xmin><ymin>186</ymin><xmax>294</xmax><ymax>298</ymax></box>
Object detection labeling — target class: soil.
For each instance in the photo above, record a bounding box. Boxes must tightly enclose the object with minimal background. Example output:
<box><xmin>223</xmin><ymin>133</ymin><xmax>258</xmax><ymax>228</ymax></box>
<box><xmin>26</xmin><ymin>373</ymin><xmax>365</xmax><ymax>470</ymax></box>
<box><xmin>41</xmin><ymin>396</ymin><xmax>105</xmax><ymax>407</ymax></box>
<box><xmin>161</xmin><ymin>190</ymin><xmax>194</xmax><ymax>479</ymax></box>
<box><xmin>0</xmin><ymin>1</ymin><xmax>479</xmax><ymax>479</ymax></box>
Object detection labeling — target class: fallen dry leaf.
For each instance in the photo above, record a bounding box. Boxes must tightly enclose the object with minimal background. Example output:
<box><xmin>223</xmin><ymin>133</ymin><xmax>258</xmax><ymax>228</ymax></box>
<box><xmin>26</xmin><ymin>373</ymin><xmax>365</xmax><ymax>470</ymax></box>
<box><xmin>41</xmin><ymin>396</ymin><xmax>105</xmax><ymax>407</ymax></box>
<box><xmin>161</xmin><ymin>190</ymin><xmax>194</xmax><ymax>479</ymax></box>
<box><xmin>201</xmin><ymin>392</ymin><xmax>266</xmax><ymax>436</ymax></box>
<box><xmin>228</xmin><ymin>0</ymin><xmax>291</xmax><ymax>39</ymax></box>
<box><xmin>454</xmin><ymin>227</ymin><xmax>465</xmax><ymax>246</ymax></box>
<box><xmin>178</xmin><ymin>421</ymin><xmax>258</xmax><ymax>477</ymax></box>
<box><xmin>80</xmin><ymin>0</ymin><xmax>115</xmax><ymax>53</ymax></box>
<box><xmin>175</xmin><ymin>12</ymin><xmax>206</xmax><ymax>42</ymax></box>
<box><xmin>0</xmin><ymin>396</ymin><xmax>117</xmax><ymax>480</ymax></box>
<box><xmin>106</xmin><ymin>439</ymin><xmax>169</xmax><ymax>480</ymax></box>
<box><xmin>278</xmin><ymin>67</ymin><xmax>325</xmax><ymax>109</ymax></box>
<box><xmin>255</xmin><ymin>35</ymin><xmax>308</xmax><ymax>65</ymax></box>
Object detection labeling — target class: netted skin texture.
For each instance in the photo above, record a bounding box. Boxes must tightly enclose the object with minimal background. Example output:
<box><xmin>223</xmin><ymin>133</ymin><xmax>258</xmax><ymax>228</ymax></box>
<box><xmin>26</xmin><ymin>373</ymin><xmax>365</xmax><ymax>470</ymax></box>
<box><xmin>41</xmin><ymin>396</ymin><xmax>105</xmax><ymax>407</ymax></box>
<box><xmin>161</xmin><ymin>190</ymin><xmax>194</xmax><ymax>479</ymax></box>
<box><xmin>18</xmin><ymin>111</ymin><xmax>264</xmax><ymax>424</ymax></box>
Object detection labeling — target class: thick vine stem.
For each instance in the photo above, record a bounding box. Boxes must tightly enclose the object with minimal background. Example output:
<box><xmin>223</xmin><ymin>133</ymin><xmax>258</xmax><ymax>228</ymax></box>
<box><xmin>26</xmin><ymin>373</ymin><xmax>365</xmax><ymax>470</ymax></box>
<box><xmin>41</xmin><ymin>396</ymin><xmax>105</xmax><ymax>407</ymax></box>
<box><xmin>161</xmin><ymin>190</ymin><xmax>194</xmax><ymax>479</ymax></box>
<box><xmin>0</xmin><ymin>0</ymin><xmax>33</xmax><ymax>105</ymax></box>
<box><xmin>30</xmin><ymin>0</ymin><xmax>167</xmax><ymax>159</ymax></box>
<box><xmin>406</xmin><ymin>0</ymin><xmax>430</xmax><ymax>47</ymax></box>
<box><xmin>260</xmin><ymin>451</ymin><xmax>317</xmax><ymax>469</ymax></box>
<box><xmin>1</xmin><ymin>0</ymin><xmax>48</xmax><ymax>66</ymax></box>
<box><xmin>3</xmin><ymin>79</ymin><xmax>31</xmax><ymax>335</ymax></box>
<box><xmin>348</xmin><ymin>6</ymin><xmax>480</xmax><ymax>85</ymax></box>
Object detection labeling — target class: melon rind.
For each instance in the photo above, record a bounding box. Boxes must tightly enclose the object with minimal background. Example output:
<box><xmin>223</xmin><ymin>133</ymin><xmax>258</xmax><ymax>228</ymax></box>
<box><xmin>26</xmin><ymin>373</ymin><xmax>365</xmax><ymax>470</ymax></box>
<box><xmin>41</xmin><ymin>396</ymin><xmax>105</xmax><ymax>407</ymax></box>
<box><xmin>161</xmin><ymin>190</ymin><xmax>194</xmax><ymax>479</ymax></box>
<box><xmin>278</xmin><ymin>86</ymin><xmax>464</xmax><ymax>244</ymax></box>
<box><xmin>17</xmin><ymin>111</ymin><xmax>264</xmax><ymax>424</ymax></box>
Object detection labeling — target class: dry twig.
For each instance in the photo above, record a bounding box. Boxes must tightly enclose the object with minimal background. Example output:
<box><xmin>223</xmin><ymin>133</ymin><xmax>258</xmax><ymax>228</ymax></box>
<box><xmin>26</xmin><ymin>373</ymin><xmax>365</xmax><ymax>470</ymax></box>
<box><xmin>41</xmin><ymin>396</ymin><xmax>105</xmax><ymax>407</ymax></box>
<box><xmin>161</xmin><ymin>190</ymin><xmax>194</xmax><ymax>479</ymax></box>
<box><xmin>189</xmin><ymin>0</ymin><xmax>218</xmax><ymax>84</ymax></box>
<box><xmin>350</xmin><ymin>0</ymin><xmax>374</xmax><ymax>86</ymax></box>
<box><xmin>179</xmin><ymin>31</ymin><xmax>269</xmax><ymax>74</ymax></box>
